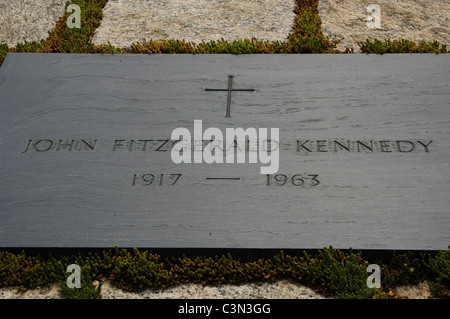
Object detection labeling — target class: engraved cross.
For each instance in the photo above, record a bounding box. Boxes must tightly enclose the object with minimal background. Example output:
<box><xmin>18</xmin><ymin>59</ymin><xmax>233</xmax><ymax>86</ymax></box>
<box><xmin>205</xmin><ymin>75</ymin><xmax>256</xmax><ymax>118</ymax></box>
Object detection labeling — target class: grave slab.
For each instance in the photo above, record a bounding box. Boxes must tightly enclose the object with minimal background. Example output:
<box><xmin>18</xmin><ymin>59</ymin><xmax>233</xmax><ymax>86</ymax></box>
<box><xmin>0</xmin><ymin>53</ymin><xmax>449</xmax><ymax>250</ymax></box>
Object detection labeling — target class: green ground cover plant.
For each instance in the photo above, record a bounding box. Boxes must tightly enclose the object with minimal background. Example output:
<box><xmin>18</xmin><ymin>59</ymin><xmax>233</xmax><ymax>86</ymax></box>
<box><xmin>0</xmin><ymin>246</ymin><xmax>448</xmax><ymax>299</ymax></box>
<box><xmin>358</xmin><ymin>38</ymin><xmax>448</xmax><ymax>54</ymax></box>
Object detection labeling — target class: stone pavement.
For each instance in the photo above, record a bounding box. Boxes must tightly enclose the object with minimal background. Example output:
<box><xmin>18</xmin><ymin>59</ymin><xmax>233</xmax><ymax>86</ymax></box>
<box><xmin>0</xmin><ymin>0</ymin><xmax>68</xmax><ymax>47</ymax></box>
<box><xmin>92</xmin><ymin>0</ymin><xmax>295</xmax><ymax>47</ymax></box>
<box><xmin>318</xmin><ymin>0</ymin><xmax>450</xmax><ymax>53</ymax></box>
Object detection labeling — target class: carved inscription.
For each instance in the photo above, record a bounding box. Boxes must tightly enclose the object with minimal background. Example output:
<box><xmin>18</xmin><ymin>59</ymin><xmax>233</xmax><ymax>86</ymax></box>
<box><xmin>17</xmin><ymin>137</ymin><xmax>434</xmax><ymax>188</ymax></box>
<box><xmin>266</xmin><ymin>174</ymin><xmax>320</xmax><ymax>187</ymax></box>
<box><xmin>132</xmin><ymin>173</ymin><xmax>183</xmax><ymax>186</ymax></box>
<box><xmin>21</xmin><ymin>139</ymin><xmax>97</xmax><ymax>153</ymax></box>
<box><xmin>296</xmin><ymin>140</ymin><xmax>433</xmax><ymax>153</ymax></box>
<box><xmin>21</xmin><ymin>138</ymin><xmax>433</xmax><ymax>154</ymax></box>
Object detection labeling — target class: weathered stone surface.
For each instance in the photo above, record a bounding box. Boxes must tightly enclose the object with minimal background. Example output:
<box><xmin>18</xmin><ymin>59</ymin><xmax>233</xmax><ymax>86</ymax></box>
<box><xmin>92</xmin><ymin>0</ymin><xmax>295</xmax><ymax>47</ymax></box>
<box><xmin>0</xmin><ymin>0</ymin><xmax>69</xmax><ymax>47</ymax></box>
<box><xmin>318</xmin><ymin>0</ymin><xmax>450</xmax><ymax>52</ymax></box>
<box><xmin>0</xmin><ymin>53</ymin><xmax>448</xmax><ymax>249</ymax></box>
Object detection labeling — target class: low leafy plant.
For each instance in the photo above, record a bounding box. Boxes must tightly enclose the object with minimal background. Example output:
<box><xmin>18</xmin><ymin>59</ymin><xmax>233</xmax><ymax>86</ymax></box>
<box><xmin>295</xmin><ymin>248</ymin><xmax>372</xmax><ymax>298</ymax></box>
<box><xmin>0</xmin><ymin>251</ymin><xmax>64</xmax><ymax>290</ymax></box>
<box><xmin>0</xmin><ymin>43</ymin><xmax>9</xmax><ymax>65</ymax></box>
<box><xmin>1</xmin><ymin>247</ymin><xmax>449</xmax><ymax>299</ymax></box>
<box><xmin>59</xmin><ymin>271</ymin><xmax>102</xmax><ymax>299</ymax></box>
<box><xmin>358</xmin><ymin>38</ymin><xmax>448</xmax><ymax>54</ymax></box>
<box><xmin>381</xmin><ymin>251</ymin><xmax>427</xmax><ymax>289</ymax></box>
<box><xmin>0</xmin><ymin>0</ymin><xmax>108</xmax><ymax>67</ymax></box>
<box><xmin>43</xmin><ymin>0</ymin><xmax>108</xmax><ymax>53</ymax></box>
<box><xmin>288</xmin><ymin>3</ymin><xmax>337</xmax><ymax>53</ymax></box>
<box><xmin>425</xmin><ymin>248</ymin><xmax>450</xmax><ymax>298</ymax></box>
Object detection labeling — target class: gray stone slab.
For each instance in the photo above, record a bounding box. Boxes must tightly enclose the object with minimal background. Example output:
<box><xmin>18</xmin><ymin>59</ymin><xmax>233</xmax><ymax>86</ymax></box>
<box><xmin>0</xmin><ymin>53</ymin><xmax>449</xmax><ymax>250</ymax></box>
